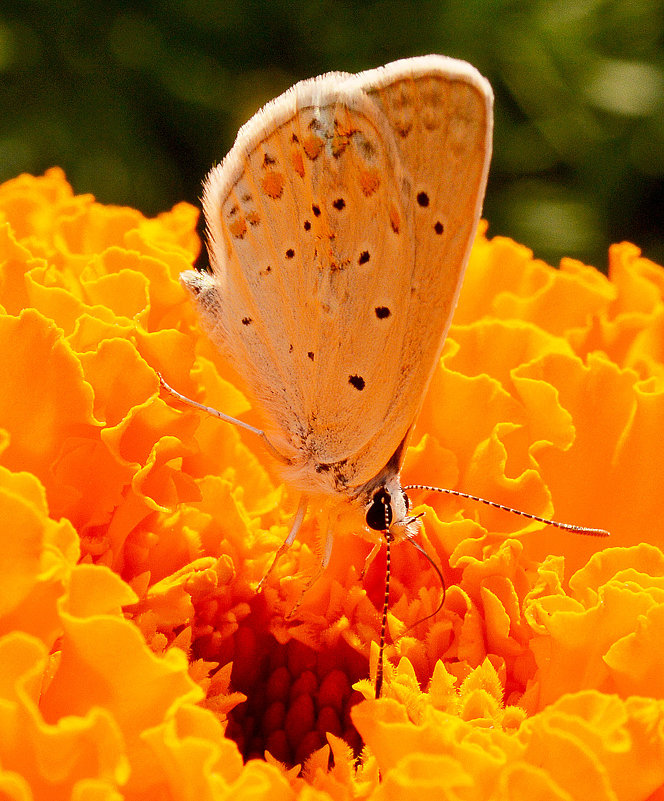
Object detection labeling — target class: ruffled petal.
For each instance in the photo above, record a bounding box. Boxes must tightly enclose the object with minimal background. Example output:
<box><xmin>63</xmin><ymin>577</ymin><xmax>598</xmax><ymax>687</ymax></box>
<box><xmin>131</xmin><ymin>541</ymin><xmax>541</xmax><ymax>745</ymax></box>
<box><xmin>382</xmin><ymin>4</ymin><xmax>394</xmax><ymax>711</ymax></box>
<box><xmin>1</xmin><ymin>170</ymin><xmax>663</xmax><ymax>799</ymax></box>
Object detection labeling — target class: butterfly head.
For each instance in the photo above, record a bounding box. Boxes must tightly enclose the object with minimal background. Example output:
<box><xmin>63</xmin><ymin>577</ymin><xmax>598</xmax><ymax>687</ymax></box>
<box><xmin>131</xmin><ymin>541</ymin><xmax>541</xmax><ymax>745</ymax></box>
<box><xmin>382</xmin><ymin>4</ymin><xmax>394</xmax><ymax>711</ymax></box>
<box><xmin>363</xmin><ymin>474</ymin><xmax>420</xmax><ymax>541</ymax></box>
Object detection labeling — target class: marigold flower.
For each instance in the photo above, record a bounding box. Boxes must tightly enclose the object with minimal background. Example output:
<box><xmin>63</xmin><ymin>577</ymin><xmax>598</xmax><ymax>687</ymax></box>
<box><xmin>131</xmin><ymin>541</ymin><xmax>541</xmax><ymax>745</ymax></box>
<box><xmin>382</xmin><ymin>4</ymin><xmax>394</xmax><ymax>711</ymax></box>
<box><xmin>1</xmin><ymin>168</ymin><xmax>663</xmax><ymax>799</ymax></box>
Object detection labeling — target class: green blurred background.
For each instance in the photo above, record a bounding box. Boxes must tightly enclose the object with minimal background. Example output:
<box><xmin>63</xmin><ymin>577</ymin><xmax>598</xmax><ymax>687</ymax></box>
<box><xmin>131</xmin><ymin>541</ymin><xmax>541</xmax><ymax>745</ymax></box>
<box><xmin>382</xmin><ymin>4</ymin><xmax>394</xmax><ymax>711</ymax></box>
<box><xmin>2</xmin><ymin>0</ymin><xmax>663</xmax><ymax>269</ymax></box>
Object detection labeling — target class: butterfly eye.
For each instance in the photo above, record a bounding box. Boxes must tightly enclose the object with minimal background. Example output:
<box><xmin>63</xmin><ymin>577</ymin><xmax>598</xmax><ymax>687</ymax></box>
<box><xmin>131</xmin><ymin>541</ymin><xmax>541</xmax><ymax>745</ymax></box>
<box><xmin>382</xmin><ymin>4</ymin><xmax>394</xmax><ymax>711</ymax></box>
<box><xmin>366</xmin><ymin>489</ymin><xmax>393</xmax><ymax>531</ymax></box>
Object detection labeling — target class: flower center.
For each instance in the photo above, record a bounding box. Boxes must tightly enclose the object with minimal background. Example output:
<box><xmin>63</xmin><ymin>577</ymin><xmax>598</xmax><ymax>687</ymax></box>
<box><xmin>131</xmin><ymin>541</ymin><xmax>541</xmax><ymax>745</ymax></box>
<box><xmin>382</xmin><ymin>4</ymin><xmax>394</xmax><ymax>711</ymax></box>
<box><xmin>188</xmin><ymin>589</ymin><xmax>367</xmax><ymax>768</ymax></box>
<box><xmin>224</xmin><ymin>631</ymin><xmax>365</xmax><ymax>765</ymax></box>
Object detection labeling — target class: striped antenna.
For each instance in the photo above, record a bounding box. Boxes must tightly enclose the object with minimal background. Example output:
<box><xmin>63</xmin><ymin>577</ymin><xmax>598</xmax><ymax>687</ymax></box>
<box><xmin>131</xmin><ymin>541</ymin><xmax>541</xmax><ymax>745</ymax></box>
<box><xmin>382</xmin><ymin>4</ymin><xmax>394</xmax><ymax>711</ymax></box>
<box><xmin>374</xmin><ymin>492</ymin><xmax>395</xmax><ymax>699</ymax></box>
<box><xmin>374</xmin><ymin>532</ymin><xmax>391</xmax><ymax>698</ymax></box>
<box><xmin>404</xmin><ymin>484</ymin><xmax>610</xmax><ymax>537</ymax></box>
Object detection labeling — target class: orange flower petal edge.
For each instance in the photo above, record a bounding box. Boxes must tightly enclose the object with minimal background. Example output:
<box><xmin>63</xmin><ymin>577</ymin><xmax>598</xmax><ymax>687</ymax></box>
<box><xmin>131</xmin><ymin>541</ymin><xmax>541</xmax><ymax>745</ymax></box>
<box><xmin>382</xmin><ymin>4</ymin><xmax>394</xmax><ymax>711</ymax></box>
<box><xmin>1</xmin><ymin>170</ymin><xmax>663</xmax><ymax>799</ymax></box>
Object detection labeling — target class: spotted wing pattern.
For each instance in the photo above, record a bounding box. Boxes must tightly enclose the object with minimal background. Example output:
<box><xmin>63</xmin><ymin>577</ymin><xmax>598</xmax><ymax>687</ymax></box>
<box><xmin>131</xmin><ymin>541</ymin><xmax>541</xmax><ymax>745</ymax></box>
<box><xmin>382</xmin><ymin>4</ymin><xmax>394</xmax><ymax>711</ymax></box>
<box><xmin>185</xmin><ymin>55</ymin><xmax>493</xmax><ymax>494</ymax></box>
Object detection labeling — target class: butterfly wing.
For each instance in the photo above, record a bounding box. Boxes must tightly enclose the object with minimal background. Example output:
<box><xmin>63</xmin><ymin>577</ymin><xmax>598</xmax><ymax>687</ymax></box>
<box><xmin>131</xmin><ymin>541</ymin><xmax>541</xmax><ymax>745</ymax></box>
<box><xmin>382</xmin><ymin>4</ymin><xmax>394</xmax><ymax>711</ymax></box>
<box><xmin>185</xmin><ymin>55</ymin><xmax>492</xmax><ymax>493</ymax></box>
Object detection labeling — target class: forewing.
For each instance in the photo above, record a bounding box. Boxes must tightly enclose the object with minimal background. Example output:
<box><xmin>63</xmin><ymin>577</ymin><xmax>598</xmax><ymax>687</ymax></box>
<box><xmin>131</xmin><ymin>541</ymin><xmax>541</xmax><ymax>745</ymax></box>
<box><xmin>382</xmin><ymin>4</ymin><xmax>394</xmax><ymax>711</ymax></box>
<box><xmin>194</xmin><ymin>56</ymin><xmax>492</xmax><ymax>489</ymax></box>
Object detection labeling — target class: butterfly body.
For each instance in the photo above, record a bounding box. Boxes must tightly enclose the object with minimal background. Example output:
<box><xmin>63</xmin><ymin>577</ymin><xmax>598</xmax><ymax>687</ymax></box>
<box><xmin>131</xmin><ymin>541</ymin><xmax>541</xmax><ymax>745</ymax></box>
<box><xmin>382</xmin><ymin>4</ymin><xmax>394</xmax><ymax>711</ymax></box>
<box><xmin>181</xmin><ymin>55</ymin><xmax>493</xmax><ymax>547</ymax></box>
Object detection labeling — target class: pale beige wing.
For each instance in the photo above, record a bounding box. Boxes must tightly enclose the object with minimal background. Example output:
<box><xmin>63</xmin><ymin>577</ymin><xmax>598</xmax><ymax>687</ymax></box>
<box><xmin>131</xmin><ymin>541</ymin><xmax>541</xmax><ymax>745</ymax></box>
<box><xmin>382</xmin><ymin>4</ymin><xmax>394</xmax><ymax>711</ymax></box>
<box><xmin>186</xmin><ymin>56</ymin><xmax>492</xmax><ymax>492</ymax></box>
<box><xmin>344</xmin><ymin>55</ymin><xmax>493</xmax><ymax>485</ymax></box>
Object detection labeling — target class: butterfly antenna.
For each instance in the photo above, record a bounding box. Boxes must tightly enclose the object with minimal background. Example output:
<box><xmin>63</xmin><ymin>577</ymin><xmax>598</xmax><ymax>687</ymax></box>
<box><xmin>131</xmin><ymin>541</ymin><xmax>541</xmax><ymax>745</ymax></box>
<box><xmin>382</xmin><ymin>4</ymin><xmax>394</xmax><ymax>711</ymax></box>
<box><xmin>375</xmin><ymin>503</ymin><xmax>392</xmax><ymax>698</ymax></box>
<box><xmin>375</xmin><ymin>534</ymin><xmax>390</xmax><ymax>699</ymax></box>
<box><xmin>404</xmin><ymin>484</ymin><xmax>610</xmax><ymax>537</ymax></box>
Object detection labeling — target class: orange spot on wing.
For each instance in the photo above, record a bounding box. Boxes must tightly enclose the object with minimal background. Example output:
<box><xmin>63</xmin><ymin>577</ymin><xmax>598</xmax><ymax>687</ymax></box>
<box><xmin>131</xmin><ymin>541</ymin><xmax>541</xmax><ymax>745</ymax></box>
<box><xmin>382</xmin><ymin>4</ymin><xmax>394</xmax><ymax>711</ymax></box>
<box><xmin>261</xmin><ymin>171</ymin><xmax>285</xmax><ymax>199</ymax></box>
<box><xmin>302</xmin><ymin>134</ymin><xmax>324</xmax><ymax>160</ymax></box>
<box><xmin>334</xmin><ymin>115</ymin><xmax>355</xmax><ymax>137</ymax></box>
<box><xmin>359</xmin><ymin>168</ymin><xmax>381</xmax><ymax>196</ymax></box>
<box><xmin>228</xmin><ymin>216</ymin><xmax>247</xmax><ymax>238</ymax></box>
<box><xmin>331</xmin><ymin>134</ymin><xmax>350</xmax><ymax>157</ymax></box>
<box><xmin>291</xmin><ymin>150</ymin><xmax>305</xmax><ymax>177</ymax></box>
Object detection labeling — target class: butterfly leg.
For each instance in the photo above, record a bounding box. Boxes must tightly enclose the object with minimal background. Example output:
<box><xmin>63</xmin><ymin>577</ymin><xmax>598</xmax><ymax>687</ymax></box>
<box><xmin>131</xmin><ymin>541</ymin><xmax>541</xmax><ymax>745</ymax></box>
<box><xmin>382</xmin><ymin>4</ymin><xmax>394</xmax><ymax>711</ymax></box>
<box><xmin>285</xmin><ymin>509</ymin><xmax>334</xmax><ymax>619</ymax></box>
<box><xmin>157</xmin><ymin>373</ymin><xmax>290</xmax><ymax>464</ymax></box>
<box><xmin>257</xmin><ymin>494</ymin><xmax>308</xmax><ymax>592</ymax></box>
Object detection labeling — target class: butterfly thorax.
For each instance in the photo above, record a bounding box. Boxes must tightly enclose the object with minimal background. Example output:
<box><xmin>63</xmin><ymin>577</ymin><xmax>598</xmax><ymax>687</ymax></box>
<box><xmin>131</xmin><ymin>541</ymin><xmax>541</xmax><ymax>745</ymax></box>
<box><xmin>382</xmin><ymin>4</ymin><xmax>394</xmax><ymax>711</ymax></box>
<box><xmin>326</xmin><ymin>471</ymin><xmax>419</xmax><ymax>545</ymax></box>
<box><xmin>279</xmin><ymin>430</ymin><xmax>419</xmax><ymax>544</ymax></box>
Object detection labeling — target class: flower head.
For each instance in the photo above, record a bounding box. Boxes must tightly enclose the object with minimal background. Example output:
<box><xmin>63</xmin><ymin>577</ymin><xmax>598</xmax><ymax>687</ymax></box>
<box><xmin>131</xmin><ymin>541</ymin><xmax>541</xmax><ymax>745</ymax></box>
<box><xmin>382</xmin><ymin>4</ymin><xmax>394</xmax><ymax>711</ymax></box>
<box><xmin>1</xmin><ymin>169</ymin><xmax>663</xmax><ymax>798</ymax></box>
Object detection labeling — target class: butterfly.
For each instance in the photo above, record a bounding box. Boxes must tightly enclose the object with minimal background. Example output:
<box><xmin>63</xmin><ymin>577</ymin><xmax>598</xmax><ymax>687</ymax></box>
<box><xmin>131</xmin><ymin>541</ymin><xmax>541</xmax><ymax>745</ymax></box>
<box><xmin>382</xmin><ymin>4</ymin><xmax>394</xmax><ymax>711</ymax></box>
<box><xmin>161</xmin><ymin>55</ymin><xmax>606</xmax><ymax>694</ymax></box>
